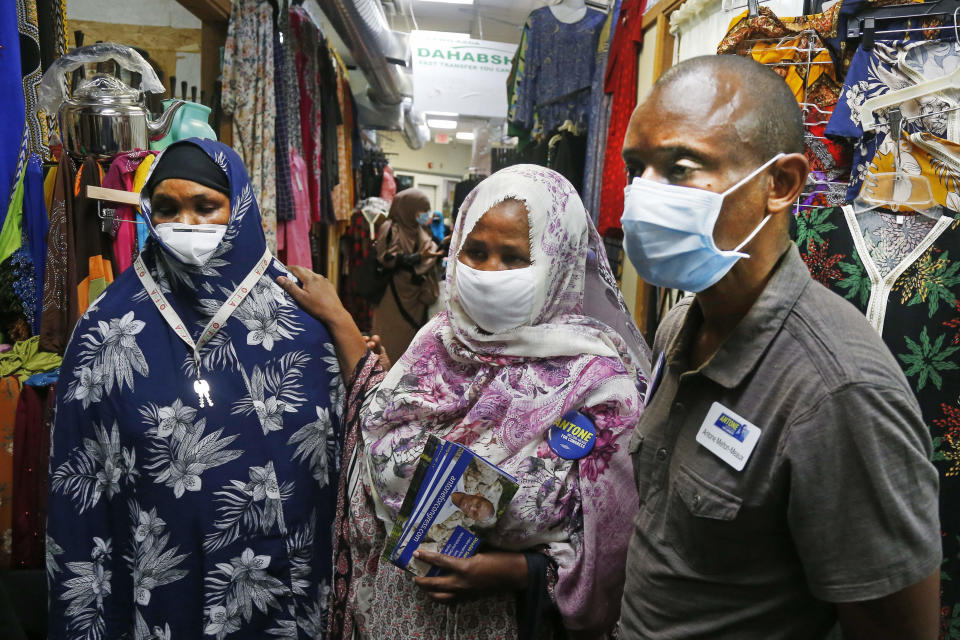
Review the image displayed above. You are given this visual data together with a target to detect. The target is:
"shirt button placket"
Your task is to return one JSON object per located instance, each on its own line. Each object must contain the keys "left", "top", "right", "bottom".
{"left": 656, "top": 447, "right": 668, "bottom": 461}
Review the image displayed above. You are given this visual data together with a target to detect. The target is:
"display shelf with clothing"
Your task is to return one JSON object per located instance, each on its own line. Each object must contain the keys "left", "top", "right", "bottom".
{"left": 222, "top": 0, "right": 359, "bottom": 252}
{"left": 748, "top": 0, "right": 960, "bottom": 631}
{"left": 506, "top": 1, "right": 611, "bottom": 201}
{"left": 718, "top": 6, "right": 853, "bottom": 211}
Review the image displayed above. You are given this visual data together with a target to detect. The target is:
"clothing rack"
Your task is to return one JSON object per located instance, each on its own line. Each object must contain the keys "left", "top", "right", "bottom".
{"left": 844, "top": 0, "right": 960, "bottom": 49}
{"left": 746, "top": 30, "right": 847, "bottom": 213}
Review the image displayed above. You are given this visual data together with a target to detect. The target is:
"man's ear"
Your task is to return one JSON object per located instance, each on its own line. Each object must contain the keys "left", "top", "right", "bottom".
{"left": 767, "top": 153, "right": 809, "bottom": 215}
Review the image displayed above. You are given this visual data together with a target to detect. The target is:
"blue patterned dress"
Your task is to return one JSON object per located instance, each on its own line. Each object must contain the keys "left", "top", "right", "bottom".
{"left": 508, "top": 6, "right": 607, "bottom": 138}
{"left": 46, "top": 139, "right": 343, "bottom": 640}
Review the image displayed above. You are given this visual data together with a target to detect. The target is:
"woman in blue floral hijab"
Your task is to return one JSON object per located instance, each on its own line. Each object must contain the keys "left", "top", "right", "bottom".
{"left": 47, "top": 139, "right": 343, "bottom": 640}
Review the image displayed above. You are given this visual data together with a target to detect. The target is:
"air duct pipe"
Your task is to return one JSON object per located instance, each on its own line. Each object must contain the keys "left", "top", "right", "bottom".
{"left": 402, "top": 98, "right": 428, "bottom": 149}
{"left": 316, "top": 0, "right": 411, "bottom": 106}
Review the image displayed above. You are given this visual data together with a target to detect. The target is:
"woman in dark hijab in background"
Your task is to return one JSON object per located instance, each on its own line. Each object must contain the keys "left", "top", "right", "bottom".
{"left": 372, "top": 188, "right": 443, "bottom": 363}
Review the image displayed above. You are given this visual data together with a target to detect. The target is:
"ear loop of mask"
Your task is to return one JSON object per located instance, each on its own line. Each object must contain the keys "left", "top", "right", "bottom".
{"left": 720, "top": 153, "right": 785, "bottom": 255}
{"left": 720, "top": 153, "right": 785, "bottom": 198}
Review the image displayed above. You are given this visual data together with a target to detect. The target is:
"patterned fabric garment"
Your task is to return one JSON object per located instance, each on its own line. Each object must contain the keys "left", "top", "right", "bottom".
{"left": 272, "top": 9, "right": 296, "bottom": 224}
{"left": 35, "top": 0, "right": 68, "bottom": 71}
{"left": 102, "top": 151, "right": 155, "bottom": 275}
{"left": 794, "top": 206, "right": 960, "bottom": 636}
{"left": 343, "top": 165, "right": 650, "bottom": 637}
{"left": 73, "top": 159, "right": 115, "bottom": 319}
{"left": 132, "top": 155, "right": 155, "bottom": 252}
{"left": 508, "top": 6, "right": 607, "bottom": 139}
{"left": 719, "top": 4, "right": 840, "bottom": 103}
{"left": 222, "top": 0, "right": 278, "bottom": 253}
{"left": 827, "top": 37, "right": 960, "bottom": 204}
{"left": 289, "top": 6, "right": 323, "bottom": 223}
{"left": 330, "top": 55, "right": 355, "bottom": 222}
{"left": 46, "top": 140, "right": 344, "bottom": 640}
{"left": 596, "top": 0, "right": 645, "bottom": 236}
{"left": 327, "top": 353, "right": 383, "bottom": 640}
{"left": 23, "top": 154, "right": 48, "bottom": 333}
{"left": 278, "top": 149, "right": 313, "bottom": 268}
{"left": 277, "top": 0, "right": 302, "bottom": 158}
{"left": 18, "top": 0, "right": 50, "bottom": 161}
{"left": 39, "top": 153, "right": 75, "bottom": 355}
{"left": 718, "top": 5, "right": 851, "bottom": 208}
{"left": 7, "top": 250, "right": 37, "bottom": 335}
{"left": 582, "top": 0, "right": 620, "bottom": 222}
{"left": 864, "top": 130, "right": 960, "bottom": 215}
{"left": 337, "top": 209, "right": 374, "bottom": 333}
{"left": 0, "top": 151, "right": 47, "bottom": 334}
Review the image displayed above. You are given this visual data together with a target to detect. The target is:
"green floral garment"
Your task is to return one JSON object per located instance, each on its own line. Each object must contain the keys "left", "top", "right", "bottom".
{"left": 795, "top": 205, "right": 960, "bottom": 636}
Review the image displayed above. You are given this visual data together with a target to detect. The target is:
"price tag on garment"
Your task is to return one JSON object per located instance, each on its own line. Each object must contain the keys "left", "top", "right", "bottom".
{"left": 645, "top": 352, "right": 666, "bottom": 407}
{"left": 695, "top": 402, "right": 762, "bottom": 472}
{"left": 547, "top": 411, "right": 597, "bottom": 460}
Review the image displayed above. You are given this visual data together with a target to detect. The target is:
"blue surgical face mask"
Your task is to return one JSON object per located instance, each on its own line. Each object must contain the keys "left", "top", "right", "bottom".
{"left": 620, "top": 153, "right": 783, "bottom": 293}
{"left": 417, "top": 212, "right": 432, "bottom": 226}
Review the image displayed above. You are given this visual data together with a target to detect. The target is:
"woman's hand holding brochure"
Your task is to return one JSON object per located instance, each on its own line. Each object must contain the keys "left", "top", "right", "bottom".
{"left": 413, "top": 549, "right": 529, "bottom": 602}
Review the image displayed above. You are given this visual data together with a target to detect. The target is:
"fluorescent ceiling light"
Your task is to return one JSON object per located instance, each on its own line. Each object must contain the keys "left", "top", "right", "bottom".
{"left": 455, "top": 131, "right": 474, "bottom": 141}
{"left": 426, "top": 111, "right": 458, "bottom": 117}
{"left": 427, "top": 119, "right": 458, "bottom": 129}
{"left": 419, "top": 0, "right": 474, "bottom": 5}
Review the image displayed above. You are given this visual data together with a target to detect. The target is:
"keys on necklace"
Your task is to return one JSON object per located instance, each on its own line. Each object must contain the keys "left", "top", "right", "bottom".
{"left": 194, "top": 378, "right": 214, "bottom": 408}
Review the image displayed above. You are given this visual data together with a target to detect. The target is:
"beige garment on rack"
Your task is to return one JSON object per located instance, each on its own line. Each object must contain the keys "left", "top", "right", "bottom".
{"left": 330, "top": 49, "right": 355, "bottom": 222}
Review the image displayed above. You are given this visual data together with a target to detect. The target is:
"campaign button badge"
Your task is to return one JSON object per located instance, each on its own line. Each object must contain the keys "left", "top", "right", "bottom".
{"left": 548, "top": 411, "right": 597, "bottom": 460}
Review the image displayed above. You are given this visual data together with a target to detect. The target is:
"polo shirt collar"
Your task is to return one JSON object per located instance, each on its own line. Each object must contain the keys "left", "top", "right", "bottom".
{"left": 665, "top": 245, "right": 812, "bottom": 388}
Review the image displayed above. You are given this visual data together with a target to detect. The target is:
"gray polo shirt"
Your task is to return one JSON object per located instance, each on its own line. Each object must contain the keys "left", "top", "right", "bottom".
{"left": 619, "top": 246, "right": 941, "bottom": 639}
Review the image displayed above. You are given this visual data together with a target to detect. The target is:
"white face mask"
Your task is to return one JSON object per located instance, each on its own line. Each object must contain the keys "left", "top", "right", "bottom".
{"left": 454, "top": 261, "right": 535, "bottom": 333}
{"left": 155, "top": 223, "right": 227, "bottom": 265}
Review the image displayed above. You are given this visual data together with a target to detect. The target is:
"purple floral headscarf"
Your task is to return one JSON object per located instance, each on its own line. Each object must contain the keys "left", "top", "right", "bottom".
{"left": 359, "top": 165, "right": 650, "bottom": 633}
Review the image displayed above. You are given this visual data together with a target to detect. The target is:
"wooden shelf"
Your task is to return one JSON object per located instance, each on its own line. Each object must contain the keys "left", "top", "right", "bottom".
{"left": 175, "top": 0, "right": 231, "bottom": 22}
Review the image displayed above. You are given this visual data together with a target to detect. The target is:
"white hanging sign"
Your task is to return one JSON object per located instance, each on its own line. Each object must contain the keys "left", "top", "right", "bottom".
{"left": 410, "top": 30, "right": 517, "bottom": 119}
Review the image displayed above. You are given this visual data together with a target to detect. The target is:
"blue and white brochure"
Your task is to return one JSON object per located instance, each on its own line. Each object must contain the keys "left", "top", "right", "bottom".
{"left": 384, "top": 435, "right": 519, "bottom": 577}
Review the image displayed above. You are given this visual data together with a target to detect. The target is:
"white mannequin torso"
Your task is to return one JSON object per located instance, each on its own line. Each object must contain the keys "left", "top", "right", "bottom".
{"left": 549, "top": 0, "right": 588, "bottom": 24}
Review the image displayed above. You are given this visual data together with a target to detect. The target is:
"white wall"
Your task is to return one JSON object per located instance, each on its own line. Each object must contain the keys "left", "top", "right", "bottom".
{"left": 67, "top": 0, "right": 201, "bottom": 29}
{"left": 174, "top": 52, "right": 202, "bottom": 102}
{"left": 380, "top": 131, "right": 473, "bottom": 178}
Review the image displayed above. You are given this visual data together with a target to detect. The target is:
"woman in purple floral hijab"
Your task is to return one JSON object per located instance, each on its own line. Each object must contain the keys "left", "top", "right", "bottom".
{"left": 280, "top": 165, "right": 650, "bottom": 639}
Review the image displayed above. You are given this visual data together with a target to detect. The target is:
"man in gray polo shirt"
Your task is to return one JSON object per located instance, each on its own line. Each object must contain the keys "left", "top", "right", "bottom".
{"left": 617, "top": 55, "right": 941, "bottom": 639}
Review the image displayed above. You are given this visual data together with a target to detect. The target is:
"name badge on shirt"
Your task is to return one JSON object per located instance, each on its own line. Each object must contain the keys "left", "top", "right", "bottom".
{"left": 644, "top": 352, "right": 666, "bottom": 407}
{"left": 695, "top": 402, "right": 762, "bottom": 471}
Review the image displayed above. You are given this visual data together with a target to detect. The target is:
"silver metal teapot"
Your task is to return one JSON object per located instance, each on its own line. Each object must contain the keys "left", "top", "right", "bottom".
{"left": 38, "top": 43, "right": 184, "bottom": 160}
{"left": 59, "top": 74, "right": 184, "bottom": 160}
